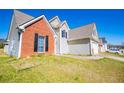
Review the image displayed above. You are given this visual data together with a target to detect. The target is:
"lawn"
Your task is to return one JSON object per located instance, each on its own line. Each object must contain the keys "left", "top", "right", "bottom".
{"left": 0, "top": 49, "right": 124, "bottom": 83}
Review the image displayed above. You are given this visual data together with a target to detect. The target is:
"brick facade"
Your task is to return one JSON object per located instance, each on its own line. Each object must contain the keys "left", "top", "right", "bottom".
{"left": 20, "top": 18, "right": 55, "bottom": 57}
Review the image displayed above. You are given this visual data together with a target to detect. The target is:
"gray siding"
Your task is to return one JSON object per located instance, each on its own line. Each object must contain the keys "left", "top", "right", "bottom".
{"left": 6, "top": 15, "right": 20, "bottom": 57}
{"left": 68, "top": 38, "right": 91, "bottom": 55}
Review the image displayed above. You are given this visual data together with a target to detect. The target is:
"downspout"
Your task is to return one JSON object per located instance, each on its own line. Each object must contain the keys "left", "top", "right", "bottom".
{"left": 59, "top": 28, "right": 61, "bottom": 54}
{"left": 54, "top": 35, "right": 57, "bottom": 55}
{"left": 17, "top": 30, "right": 23, "bottom": 59}
{"left": 89, "top": 39, "right": 92, "bottom": 56}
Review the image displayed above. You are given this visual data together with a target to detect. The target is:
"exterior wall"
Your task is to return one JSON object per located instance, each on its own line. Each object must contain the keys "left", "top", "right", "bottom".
{"left": 21, "top": 18, "right": 55, "bottom": 57}
{"left": 60, "top": 23, "right": 69, "bottom": 54}
{"left": 90, "top": 40, "right": 99, "bottom": 55}
{"left": 5, "top": 15, "right": 20, "bottom": 57}
{"left": 4, "top": 45, "right": 9, "bottom": 54}
{"left": 68, "top": 38, "right": 91, "bottom": 55}
{"left": 49, "top": 18, "right": 61, "bottom": 54}
{"left": 55, "top": 30, "right": 60, "bottom": 54}
{"left": 104, "top": 43, "right": 108, "bottom": 51}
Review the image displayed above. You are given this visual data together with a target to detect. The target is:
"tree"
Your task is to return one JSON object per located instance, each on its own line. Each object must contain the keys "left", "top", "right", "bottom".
{"left": 0, "top": 43, "right": 4, "bottom": 48}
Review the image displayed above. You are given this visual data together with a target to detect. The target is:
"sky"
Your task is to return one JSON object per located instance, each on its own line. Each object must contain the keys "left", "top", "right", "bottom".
{"left": 0, "top": 9, "right": 124, "bottom": 45}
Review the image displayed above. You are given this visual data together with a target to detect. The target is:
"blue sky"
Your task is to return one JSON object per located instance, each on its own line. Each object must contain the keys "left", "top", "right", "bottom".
{"left": 0, "top": 9, "right": 124, "bottom": 45}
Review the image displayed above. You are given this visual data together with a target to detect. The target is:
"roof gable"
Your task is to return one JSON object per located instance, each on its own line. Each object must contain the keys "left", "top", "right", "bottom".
{"left": 49, "top": 16, "right": 61, "bottom": 23}
{"left": 18, "top": 15, "right": 56, "bottom": 36}
{"left": 49, "top": 16, "right": 61, "bottom": 29}
{"left": 61, "top": 21, "right": 70, "bottom": 30}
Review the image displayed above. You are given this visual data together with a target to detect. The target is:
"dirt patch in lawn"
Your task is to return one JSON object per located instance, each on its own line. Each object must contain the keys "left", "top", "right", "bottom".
{"left": 9, "top": 56, "right": 47, "bottom": 71}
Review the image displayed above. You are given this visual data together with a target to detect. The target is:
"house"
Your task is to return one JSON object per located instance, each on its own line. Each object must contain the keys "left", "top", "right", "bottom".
{"left": 120, "top": 49, "right": 124, "bottom": 54}
{"left": 4, "top": 10, "right": 100, "bottom": 58}
{"left": 99, "top": 37, "right": 107, "bottom": 52}
{"left": 107, "top": 44, "right": 124, "bottom": 54}
{"left": 68, "top": 23, "right": 99, "bottom": 55}
{"left": 49, "top": 17, "right": 99, "bottom": 55}
{"left": 4, "top": 10, "right": 56, "bottom": 58}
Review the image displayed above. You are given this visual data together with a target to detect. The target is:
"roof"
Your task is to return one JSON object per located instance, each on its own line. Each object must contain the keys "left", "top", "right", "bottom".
{"left": 61, "top": 20, "right": 70, "bottom": 30}
{"left": 99, "top": 37, "right": 107, "bottom": 43}
{"left": 68, "top": 23, "right": 99, "bottom": 41}
{"left": 49, "top": 16, "right": 61, "bottom": 29}
{"left": 14, "top": 10, "right": 34, "bottom": 26}
{"left": 8, "top": 10, "right": 56, "bottom": 37}
{"left": 49, "top": 16, "right": 61, "bottom": 23}
{"left": 19, "top": 15, "right": 44, "bottom": 30}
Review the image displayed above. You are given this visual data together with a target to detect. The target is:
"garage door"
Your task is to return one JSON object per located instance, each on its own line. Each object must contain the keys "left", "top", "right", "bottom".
{"left": 91, "top": 41, "right": 99, "bottom": 55}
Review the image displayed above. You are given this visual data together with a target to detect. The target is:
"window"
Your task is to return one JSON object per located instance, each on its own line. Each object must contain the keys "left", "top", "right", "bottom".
{"left": 34, "top": 33, "right": 38, "bottom": 52}
{"left": 45, "top": 36, "right": 49, "bottom": 51}
{"left": 38, "top": 36, "right": 44, "bottom": 52}
{"left": 62, "top": 30, "right": 66, "bottom": 38}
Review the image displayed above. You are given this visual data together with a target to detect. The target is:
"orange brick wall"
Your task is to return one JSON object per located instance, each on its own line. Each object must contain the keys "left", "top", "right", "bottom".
{"left": 20, "top": 18, "right": 55, "bottom": 57}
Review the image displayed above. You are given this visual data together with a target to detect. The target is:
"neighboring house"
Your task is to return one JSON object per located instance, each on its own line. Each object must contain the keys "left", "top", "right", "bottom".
{"left": 68, "top": 23, "right": 99, "bottom": 55}
{"left": 107, "top": 44, "right": 124, "bottom": 54}
{"left": 120, "top": 49, "right": 124, "bottom": 54}
{"left": 108, "top": 44, "right": 124, "bottom": 49}
{"left": 99, "top": 37, "right": 107, "bottom": 52}
{"left": 4, "top": 10, "right": 100, "bottom": 58}
{"left": 4, "top": 10, "right": 56, "bottom": 58}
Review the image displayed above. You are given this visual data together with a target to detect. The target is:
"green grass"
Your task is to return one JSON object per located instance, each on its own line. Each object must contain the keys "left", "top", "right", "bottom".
{"left": 0, "top": 50, "right": 124, "bottom": 83}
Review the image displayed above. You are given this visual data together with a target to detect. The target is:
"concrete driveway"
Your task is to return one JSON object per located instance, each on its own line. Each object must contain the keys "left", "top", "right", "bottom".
{"left": 61, "top": 54, "right": 124, "bottom": 62}
{"left": 99, "top": 54, "right": 124, "bottom": 62}
{"left": 61, "top": 55, "right": 104, "bottom": 60}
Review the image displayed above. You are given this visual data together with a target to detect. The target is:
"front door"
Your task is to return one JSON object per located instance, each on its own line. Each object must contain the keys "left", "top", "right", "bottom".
{"left": 38, "top": 36, "right": 44, "bottom": 52}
